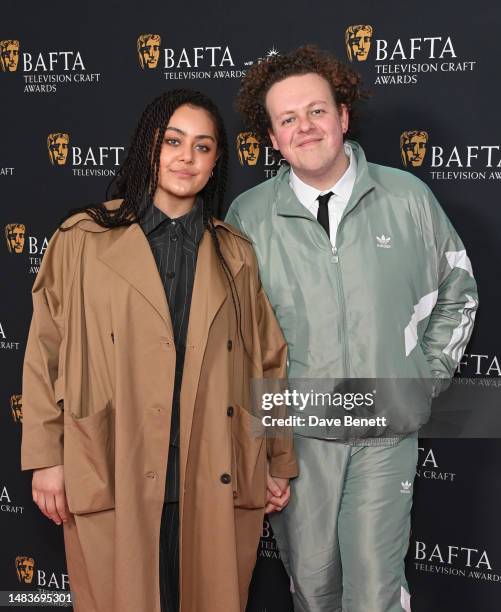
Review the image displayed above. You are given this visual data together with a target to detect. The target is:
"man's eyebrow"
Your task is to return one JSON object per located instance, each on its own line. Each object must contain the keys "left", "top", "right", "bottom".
{"left": 165, "top": 126, "right": 216, "bottom": 142}
{"left": 276, "top": 100, "right": 328, "bottom": 119}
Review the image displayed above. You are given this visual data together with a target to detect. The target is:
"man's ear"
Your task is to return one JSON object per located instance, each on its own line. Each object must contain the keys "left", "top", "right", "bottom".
{"left": 339, "top": 104, "right": 350, "bottom": 135}
{"left": 268, "top": 128, "right": 280, "bottom": 151}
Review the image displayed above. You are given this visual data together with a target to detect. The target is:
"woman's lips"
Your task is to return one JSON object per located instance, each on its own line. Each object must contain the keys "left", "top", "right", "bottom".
{"left": 172, "top": 170, "right": 196, "bottom": 178}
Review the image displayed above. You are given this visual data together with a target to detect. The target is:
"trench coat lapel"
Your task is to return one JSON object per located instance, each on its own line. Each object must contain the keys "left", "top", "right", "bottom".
{"left": 98, "top": 224, "right": 173, "bottom": 336}
{"left": 179, "top": 229, "right": 243, "bottom": 518}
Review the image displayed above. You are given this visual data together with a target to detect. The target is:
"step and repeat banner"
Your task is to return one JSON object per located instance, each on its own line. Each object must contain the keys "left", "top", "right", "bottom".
{"left": 2, "top": 1, "right": 500, "bottom": 610}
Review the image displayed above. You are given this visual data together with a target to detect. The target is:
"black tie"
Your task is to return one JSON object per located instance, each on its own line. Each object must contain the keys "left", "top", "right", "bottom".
{"left": 317, "top": 192, "right": 333, "bottom": 237}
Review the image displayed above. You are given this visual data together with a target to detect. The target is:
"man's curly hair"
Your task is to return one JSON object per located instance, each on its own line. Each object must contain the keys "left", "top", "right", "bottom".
{"left": 236, "top": 45, "right": 367, "bottom": 147}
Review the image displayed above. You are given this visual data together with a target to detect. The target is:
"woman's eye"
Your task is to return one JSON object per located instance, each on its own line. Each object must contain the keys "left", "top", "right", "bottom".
{"left": 196, "top": 145, "right": 210, "bottom": 152}
{"left": 282, "top": 117, "right": 294, "bottom": 126}
{"left": 164, "top": 138, "right": 179, "bottom": 146}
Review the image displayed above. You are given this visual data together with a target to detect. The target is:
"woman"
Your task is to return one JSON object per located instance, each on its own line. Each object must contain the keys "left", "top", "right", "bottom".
{"left": 21, "top": 89, "right": 297, "bottom": 612}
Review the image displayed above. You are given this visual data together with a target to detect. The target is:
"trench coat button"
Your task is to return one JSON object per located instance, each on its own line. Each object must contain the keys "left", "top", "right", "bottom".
{"left": 160, "top": 337, "right": 171, "bottom": 349}
{"left": 170, "top": 235, "right": 178, "bottom": 242}
{"left": 145, "top": 471, "right": 157, "bottom": 479}
{"left": 220, "top": 473, "right": 231, "bottom": 484}
{"left": 227, "top": 406, "right": 234, "bottom": 417}
{"left": 227, "top": 340, "right": 233, "bottom": 351}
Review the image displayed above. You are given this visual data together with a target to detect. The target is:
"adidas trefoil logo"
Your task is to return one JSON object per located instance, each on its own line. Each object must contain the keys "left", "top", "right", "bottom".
{"left": 376, "top": 234, "right": 392, "bottom": 248}
{"left": 400, "top": 480, "right": 412, "bottom": 494}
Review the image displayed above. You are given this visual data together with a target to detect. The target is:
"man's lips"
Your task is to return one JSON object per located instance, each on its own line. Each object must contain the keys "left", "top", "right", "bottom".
{"left": 296, "top": 138, "right": 322, "bottom": 148}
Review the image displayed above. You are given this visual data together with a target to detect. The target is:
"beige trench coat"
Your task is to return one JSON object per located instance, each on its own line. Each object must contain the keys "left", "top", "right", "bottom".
{"left": 21, "top": 202, "right": 297, "bottom": 612}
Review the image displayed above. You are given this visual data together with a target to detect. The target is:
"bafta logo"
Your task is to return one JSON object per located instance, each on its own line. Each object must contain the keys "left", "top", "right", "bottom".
{"left": 15, "top": 556, "right": 35, "bottom": 584}
{"left": 137, "top": 34, "right": 161, "bottom": 69}
{"left": 5, "top": 223, "right": 25, "bottom": 253}
{"left": 236, "top": 132, "right": 260, "bottom": 166}
{"left": 0, "top": 39, "right": 20, "bottom": 72}
{"left": 345, "top": 25, "right": 373, "bottom": 62}
{"left": 11, "top": 394, "right": 22, "bottom": 423}
{"left": 400, "top": 130, "right": 429, "bottom": 167}
{"left": 47, "top": 133, "right": 70, "bottom": 165}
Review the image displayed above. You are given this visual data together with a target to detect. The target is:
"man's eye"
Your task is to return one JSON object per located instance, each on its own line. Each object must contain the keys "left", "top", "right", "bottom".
{"left": 311, "top": 109, "right": 325, "bottom": 116}
{"left": 282, "top": 117, "right": 294, "bottom": 126}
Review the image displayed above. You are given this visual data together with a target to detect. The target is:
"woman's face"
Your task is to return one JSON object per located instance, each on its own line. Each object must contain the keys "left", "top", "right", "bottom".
{"left": 155, "top": 104, "right": 218, "bottom": 202}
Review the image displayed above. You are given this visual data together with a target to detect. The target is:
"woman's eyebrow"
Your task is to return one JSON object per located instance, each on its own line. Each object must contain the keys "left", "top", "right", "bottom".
{"left": 165, "top": 126, "right": 216, "bottom": 142}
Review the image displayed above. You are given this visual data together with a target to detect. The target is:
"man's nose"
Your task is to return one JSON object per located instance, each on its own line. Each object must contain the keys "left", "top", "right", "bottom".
{"left": 297, "top": 115, "right": 314, "bottom": 132}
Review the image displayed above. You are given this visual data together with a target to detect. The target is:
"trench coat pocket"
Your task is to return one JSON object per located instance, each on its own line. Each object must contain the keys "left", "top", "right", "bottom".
{"left": 231, "top": 405, "right": 266, "bottom": 509}
{"left": 64, "top": 403, "right": 115, "bottom": 515}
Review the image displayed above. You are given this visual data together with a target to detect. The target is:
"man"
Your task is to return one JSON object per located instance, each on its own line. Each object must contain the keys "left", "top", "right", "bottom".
{"left": 226, "top": 46, "right": 478, "bottom": 612}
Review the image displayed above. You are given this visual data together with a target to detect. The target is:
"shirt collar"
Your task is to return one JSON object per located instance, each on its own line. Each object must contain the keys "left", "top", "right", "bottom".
{"left": 289, "top": 142, "right": 357, "bottom": 212}
{"left": 140, "top": 195, "right": 205, "bottom": 244}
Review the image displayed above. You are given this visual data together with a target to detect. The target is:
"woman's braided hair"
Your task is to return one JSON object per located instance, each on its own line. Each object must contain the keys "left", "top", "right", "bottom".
{"left": 61, "top": 89, "right": 248, "bottom": 355}
{"left": 62, "top": 89, "right": 228, "bottom": 226}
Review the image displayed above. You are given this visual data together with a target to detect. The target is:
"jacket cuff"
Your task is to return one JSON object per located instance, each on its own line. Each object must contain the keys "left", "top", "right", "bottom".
{"left": 21, "top": 447, "right": 64, "bottom": 471}
{"left": 431, "top": 372, "right": 452, "bottom": 398}
{"left": 269, "top": 457, "right": 298, "bottom": 480}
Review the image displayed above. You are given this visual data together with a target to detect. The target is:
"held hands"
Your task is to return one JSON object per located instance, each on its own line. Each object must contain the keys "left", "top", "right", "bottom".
{"left": 32, "top": 465, "right": 71, "bottom": 526}
{"left": 265, "top": 464, "right": 290, "bottom": 514}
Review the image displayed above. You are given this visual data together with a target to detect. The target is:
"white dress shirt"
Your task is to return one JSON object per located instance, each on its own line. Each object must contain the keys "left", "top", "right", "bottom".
{"left": 289, "top": 142, "right": 357, "bottom": 247}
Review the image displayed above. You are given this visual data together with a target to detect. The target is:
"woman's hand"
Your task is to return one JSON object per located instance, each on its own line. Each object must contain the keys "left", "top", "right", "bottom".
{"left": 32, "top": 465, "right": 70, "bottom": 525}
{"left": 265, "top": 465, "right": 291, "bottom": 514}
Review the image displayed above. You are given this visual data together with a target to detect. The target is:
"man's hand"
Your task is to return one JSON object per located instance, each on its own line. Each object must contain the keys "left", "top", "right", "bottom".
{"left": 32, "top": 465, "right": 70, "bottom": 525}
{"left": 265, "top": 465, "right": 290, "bottom": 514}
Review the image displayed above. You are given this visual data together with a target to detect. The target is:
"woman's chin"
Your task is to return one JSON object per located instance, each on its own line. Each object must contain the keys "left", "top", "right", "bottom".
{"left": 161, "top": 182, "right": 198, "bottom": 199}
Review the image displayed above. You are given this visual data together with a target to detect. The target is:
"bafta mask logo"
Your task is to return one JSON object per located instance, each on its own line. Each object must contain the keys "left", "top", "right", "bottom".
{"left": 400, "top": 130, "right": 429, "bottom": 167}
{"left": 5, "top": 223, "right": 25, "bottom": 253}
{"left": 47, "top": 133, "right": 70, "bottom": 165}
{"left": 15, "top": 556, "right": 35, "bottom": 584}
{"left": 137, "top": 34, "right": 161, "bottom": 69}
{"left": 11, "top": 394, "right": 22, "bottom": 423}
{"left": 0, "top": 39, "right": 20, "bottom": 72}
{"left": 345, "top": 25, "right": 373, "bottom": 62}
{"left": 236, "top": 132, "right": 260, "bottom": 166}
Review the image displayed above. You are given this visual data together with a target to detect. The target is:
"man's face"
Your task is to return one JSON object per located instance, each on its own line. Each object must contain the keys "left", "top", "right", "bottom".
{"left": 238, "top": 134, "right": 260, "bottom": 166}
{"left": 49, "top": 136, "right": 69, "bottom": 165}
{"left": 266, "top": 73, "right": 349, "bottom": 184}
{"left": 348, "top": 27, "right": 372, "bottom": 61}
{"left": 16, "top": 557, "right": 34, "bottom": 584}
{"left": 402, "top": 133, "right": 428, "bottom": 167}
{"left": 6, "top": 224, "right": 25, "bottom": 253}
{"left": 140, "top": 37, "right": 160, "bottom": 69}
{"left": 1, "top": 41, "right": 19, "bottom": 72}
